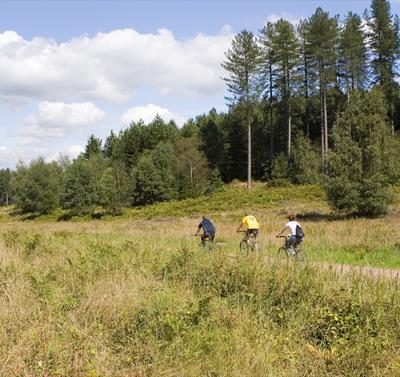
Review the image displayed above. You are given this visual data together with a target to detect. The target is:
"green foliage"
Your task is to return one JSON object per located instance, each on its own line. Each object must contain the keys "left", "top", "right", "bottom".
{"left": 98, "top": 167, "right": 120, "bottom": 212}
{"left": 0, "top": 168, "right": 12, "bottom": 205}
{"left": 221, "top": 30, "right": 262, "bottom": 104}
{"left": 83, "top": 134, "right": 102, "bottom": 159}
{"left": 207, "top": 168, "right": 224, "bottom": 194}
{"left": 270, "top": 153, "right": 289, "bottom": 186}
{"left": 325, "top": 89, "right": 394, "bottom": 216}
{"left": 11, "top": 158, "right": 63, "bottom": 215}
{"left": 290, "top": 134, "right": 321, "bottom": 184}
{"left": 62, "top": 157, "right": 98, "bottom": 212}
{"left": 131, "top": 142, "right": 177, "bottom": 205}
{"left": 173, "top": 138, "right": 210, "bottom": 199}
{"left": 367, "top": 0, "right": 399, "bottom": 88}
{"left": 339, "top": 12, "right": 368, "bottom": 91}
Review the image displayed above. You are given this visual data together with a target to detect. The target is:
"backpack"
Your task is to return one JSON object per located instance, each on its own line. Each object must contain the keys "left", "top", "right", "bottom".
{"left": 295, "top": 224, "right": 304, "bottom": 239}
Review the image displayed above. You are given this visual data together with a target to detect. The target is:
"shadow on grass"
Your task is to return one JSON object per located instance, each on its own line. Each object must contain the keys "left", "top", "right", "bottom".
{"left": 297, "top": 212, "right": 351, "bottom": 222}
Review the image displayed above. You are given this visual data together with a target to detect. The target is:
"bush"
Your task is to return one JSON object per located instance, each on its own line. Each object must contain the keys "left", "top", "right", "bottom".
{"left": 11, "top": 158, "right": 63, "bottom": 215}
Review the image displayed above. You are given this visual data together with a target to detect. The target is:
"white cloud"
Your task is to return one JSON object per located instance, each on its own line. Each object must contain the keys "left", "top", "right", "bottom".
{"left": 265, "top": 13, "right": 303, "bottom": 26}
{"left": 46, "top": 144, "right": 84, "bottom": 163}
{"left": 22, "top": 101, "right": 104, "bottom": 139}
{"left": 0, "top": 27, "right": 233, "bottom": 105}
{"left": 121, "top": 103, "right": 186, "bottom": 127}
{"left": 67, "top": 144, "right": 85, "bottom": 157}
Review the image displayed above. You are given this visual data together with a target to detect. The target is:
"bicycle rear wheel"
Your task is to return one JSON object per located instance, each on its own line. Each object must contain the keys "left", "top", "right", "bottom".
{"left": 294, "top": 249, "right": 305, "bottom": 262}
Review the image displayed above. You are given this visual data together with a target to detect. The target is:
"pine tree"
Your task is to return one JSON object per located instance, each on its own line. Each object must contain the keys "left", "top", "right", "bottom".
{"left": 271, "top": 19, "right": 299, "bottom": 159}
{"left": 83, "top": 134, "right": 103, "bottom": 159}
{"left": 325, "top": 89, "right": 394, "bottom": 217}
{"left": 339, "top": 12, "right": 368, "bottom": 98}
{"left": 222, "top": 30, "right": 262, "bottom": 189}
{"left": 259, "top": 22, "right": 277, "bottom": 159}
{"left": 307, "top": 8, "right": 339, "bottom": 159}
{"left": 367, "top": 0, "right": 400, "bottom": 132}
{"left": 297, "top": 20, "right": 312, "bottom": 137}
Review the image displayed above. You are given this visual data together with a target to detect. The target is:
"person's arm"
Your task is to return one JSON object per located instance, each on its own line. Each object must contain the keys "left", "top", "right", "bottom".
{"left": 276, "top": 226, "right": 288, "bottom": 237}
{"left": 194, "top": 224, "right": 202, "bottom": 236}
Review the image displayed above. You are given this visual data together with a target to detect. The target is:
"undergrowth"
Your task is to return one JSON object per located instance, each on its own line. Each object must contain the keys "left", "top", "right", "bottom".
{"left": 0, "top": 228, "right": 399, "bottom": 376}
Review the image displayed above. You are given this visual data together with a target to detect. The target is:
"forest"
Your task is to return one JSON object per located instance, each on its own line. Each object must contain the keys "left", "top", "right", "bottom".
{"left": 1, "top": 0, "right": 399, "bottom": 217}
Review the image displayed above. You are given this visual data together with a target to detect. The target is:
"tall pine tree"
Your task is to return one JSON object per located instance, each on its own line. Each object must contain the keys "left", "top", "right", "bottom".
{"left": 367, "top": 0, "right": 400, "bottom": 133}
{"left": 222, "top": 30, "right": 262, "bottom": 189}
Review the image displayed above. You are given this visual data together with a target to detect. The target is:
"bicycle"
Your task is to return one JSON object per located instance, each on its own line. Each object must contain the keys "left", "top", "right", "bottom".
{"left": 194, "top": 233, "right": 214, "bottom": 251}
{"left": 238, "top": 230, "right": 260, "bottom": 255}
{"left": 276, "top": 236, "right": 305, "bottom": 262}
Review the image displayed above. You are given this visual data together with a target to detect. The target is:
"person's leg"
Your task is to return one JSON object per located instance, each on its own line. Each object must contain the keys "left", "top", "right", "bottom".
{"left": 294, "top": 238, "right": 302, "bottom": 253}
{"left": 201, "top": 234, "right": 207, "bottom": 247}
{"left": 288, "top": 235, "right": 297, "bottom": 255}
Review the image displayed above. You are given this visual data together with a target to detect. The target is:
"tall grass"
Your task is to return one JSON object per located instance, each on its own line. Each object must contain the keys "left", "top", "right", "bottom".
{"left": 1, "top": 223, "right": 400, "bottom": 376}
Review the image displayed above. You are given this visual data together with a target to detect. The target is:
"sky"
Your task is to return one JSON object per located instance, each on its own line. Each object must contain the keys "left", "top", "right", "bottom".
{"left": 0, "top": 0, "right": 399, "bottom": 169}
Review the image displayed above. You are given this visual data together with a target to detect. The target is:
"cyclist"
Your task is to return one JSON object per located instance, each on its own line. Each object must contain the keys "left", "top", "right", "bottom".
{"left": 237, "top": 213, "right": 260, "bottom": 242}
{"left": 275, "top": 213, "right": 304, "bottom": 254}
{"left": 195, "top": 215, "right": 216, "bottom": 247}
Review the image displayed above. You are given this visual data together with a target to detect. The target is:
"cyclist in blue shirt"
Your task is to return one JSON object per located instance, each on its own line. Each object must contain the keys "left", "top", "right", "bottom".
{"left": 195, "top": 215, "right": 216, "bottom": 247}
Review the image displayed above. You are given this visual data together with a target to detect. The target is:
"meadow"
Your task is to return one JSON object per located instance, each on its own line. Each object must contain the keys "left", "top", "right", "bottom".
{"left": 1, "top": 184, "right": 400, "bottom": 376}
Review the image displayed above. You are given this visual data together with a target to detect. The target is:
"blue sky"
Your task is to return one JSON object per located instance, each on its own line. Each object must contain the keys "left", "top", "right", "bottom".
{"left": 0, "top": 0, "right": 398, "bottom": 168}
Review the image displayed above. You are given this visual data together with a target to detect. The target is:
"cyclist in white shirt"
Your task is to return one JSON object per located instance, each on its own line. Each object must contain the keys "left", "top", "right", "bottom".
{"left": 276, "top": 213, "right": 304, "bottom": 254}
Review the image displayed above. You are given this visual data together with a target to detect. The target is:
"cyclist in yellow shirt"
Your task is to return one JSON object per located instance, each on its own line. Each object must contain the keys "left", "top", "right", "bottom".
{"left": 237, "top": 213, "right": 260, "bottom": 243}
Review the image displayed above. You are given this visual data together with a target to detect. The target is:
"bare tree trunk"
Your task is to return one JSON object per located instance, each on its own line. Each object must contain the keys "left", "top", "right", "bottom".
{"left": 391, "top": 99, "right": 395, "bottom": 135}
{"left": 288, "top": 103, "right": 292, "bottom": 158}
{"left": 247, "top": 107, "right": 252, "bottom": 190}
{"left": 304, "top": 54, "right": 309, "bottom": 137}
{"left": 269, "top": 61, "right": 274, "bottom": 159}
{"left": 319, "top": 61, "right": 325, "bottom": 160}
{"left": 287, "top": 68, "right": 292, "bottom": 160}
{"left": 324, "top": 89, "right": 328, "bottom": 154}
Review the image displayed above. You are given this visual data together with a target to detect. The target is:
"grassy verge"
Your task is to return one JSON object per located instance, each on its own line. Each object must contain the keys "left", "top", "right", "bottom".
{"left": 2, "top": 183, "right": 400, "bottom": 268}
{"left": 0, "top": 227, "right": 399, "bottom": 376}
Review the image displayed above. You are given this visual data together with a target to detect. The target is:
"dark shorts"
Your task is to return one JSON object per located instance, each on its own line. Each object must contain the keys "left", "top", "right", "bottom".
{"left": 202, "top": 232, "right": 215, "bottom": 241}
{"left": 246, "top": 229, "right": 258, "bottom": 238}
{"left": 289, "top": 235, "right": 302, "bottom": 247}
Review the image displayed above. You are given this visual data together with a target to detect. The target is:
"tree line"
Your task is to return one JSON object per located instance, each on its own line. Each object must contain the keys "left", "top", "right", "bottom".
{"left": 2, "top": 0, "right": 400, "bottom": 217}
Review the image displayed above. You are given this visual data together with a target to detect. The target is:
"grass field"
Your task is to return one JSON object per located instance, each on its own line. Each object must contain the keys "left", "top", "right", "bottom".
{"left": 1, "top": 184, "right": 400, "bottom": 375}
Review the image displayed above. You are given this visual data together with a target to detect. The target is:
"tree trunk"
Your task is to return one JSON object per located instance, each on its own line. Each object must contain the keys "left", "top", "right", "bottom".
{"left": 247, "top": 105, "right": 252, "bottom": 190}
{"left": 324, "top": 89, "right": 328, "bottom": 154}
{"left": 391, "top": 99, "right": 395, "bottom": 135}
{"left": 319, "top": 61, "right": 325, "bottom": 159}
{"left": 287, "top": 68, "right": 292, "bottom": 160}
{"left": 269, "top": 60, "right": 274, "bottom": 159}
{"left": 304, "top": 54, "right": 309, "bottom": 137}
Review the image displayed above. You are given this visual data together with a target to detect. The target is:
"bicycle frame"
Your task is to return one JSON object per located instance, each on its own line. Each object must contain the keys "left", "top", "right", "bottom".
{"left": 277, "top": 235, "right": 304, "bottom": 261}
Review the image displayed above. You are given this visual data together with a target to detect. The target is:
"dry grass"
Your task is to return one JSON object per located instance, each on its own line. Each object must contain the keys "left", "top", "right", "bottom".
{"left": 1, "top": 184, "right": 400, "bottom": 375}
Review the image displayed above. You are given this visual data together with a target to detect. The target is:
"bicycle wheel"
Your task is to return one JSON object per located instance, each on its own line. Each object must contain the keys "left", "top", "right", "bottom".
{"left": 248, "top": 237, "right": 260, "bottom": 253}
{"left": 253, "top": 240, "right": 260, "bottom": 253}
{"left": 294, "top": 249, "right": 305, "bottom": 262}
{"left": 276, "top": 246, "right": 289, "bottom": 261}
{"left": 240, "top": 240, "right": 249, "bottom": 256}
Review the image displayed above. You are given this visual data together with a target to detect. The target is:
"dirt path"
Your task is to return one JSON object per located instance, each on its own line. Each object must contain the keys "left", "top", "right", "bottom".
{"left": 317, "top": 261, "right": 400, "bottom": 280}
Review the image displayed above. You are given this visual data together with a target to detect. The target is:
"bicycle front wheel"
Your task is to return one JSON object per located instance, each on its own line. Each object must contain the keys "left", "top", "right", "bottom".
{"left": 240, "top": 241, "right": 249, "bottom": 256}
{"left": 276, "top": 247, "right": 288, "bottom": 261}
